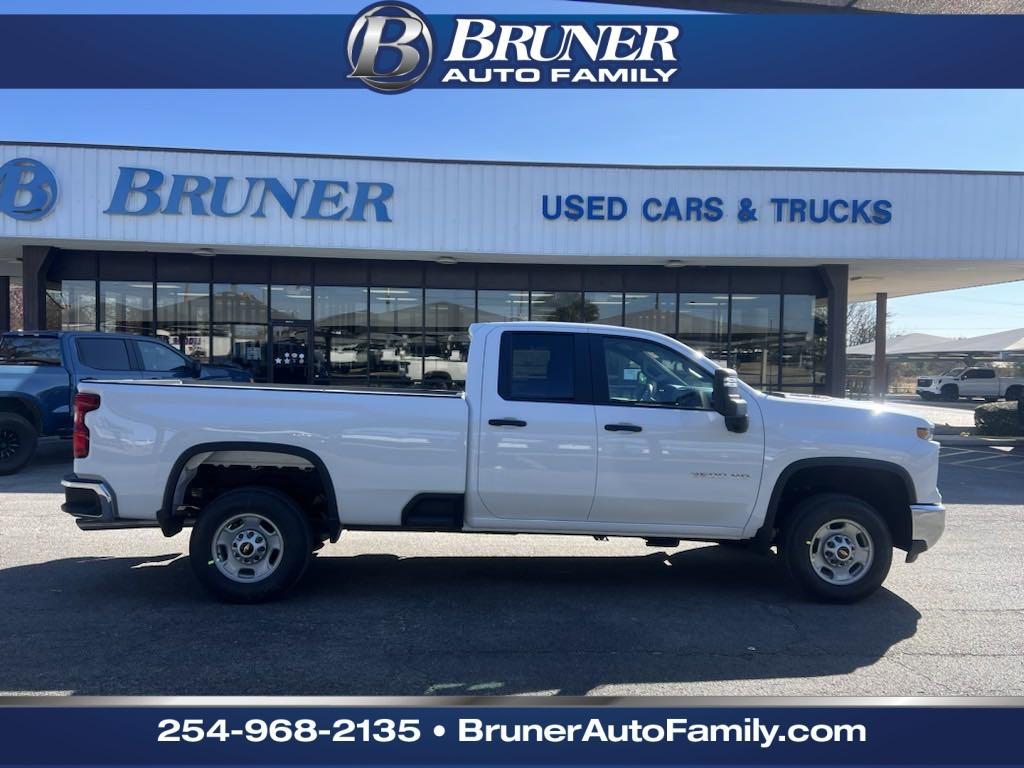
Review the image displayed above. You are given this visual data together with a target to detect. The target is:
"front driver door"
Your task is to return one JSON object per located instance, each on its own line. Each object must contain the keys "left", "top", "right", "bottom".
{"left": 589, "top": 333, "right": 764, "bottom": 533}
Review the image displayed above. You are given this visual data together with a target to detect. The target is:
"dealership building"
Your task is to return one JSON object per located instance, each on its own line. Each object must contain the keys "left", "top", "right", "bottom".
{"left": 1, "top": 141, "right": 1022, "bottom": 394}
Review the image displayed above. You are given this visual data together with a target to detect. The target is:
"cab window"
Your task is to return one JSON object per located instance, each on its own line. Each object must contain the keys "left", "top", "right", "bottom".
{"left": 498, "top": 332, "right": 576, "bottom": 402}
{"left": 137, "top": 340, "right": 191, "bottom": 373}
{"left": 597, "top": 335, "right": 714, "bottom": 410}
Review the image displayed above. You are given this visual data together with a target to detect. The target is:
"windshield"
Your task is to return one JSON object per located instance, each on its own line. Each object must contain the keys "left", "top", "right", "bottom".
{"left": 941, "top": 367, "right": 965, "bottom": 377}
{"left": 0, "top": 336, "right": 63, "bottom": 366}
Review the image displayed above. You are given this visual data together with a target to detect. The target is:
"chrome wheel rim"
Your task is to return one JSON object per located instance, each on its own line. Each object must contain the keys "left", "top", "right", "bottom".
{"left": 808, "top": 518, "right": 874, "bottom": 585}
{"left": 212, "top": 513, "right": 284, "bottom": 583}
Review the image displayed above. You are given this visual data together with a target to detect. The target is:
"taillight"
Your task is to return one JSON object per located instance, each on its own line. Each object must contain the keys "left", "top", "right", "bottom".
{"left": 73, "top": 393, "right": 101, "bottom": 459}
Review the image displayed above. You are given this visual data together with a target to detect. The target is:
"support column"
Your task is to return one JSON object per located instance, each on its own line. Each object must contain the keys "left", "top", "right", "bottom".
{"left": 819, "top": 264, "right": 848, "bottom": 398}
{"left": 0, "top": 276, "right": 9, "bottom": 333}
{"left": 21, "top": 245, "right": 54, "bottom": 331}
{"left": 873, "top": 292, "right": 888, "bottom": 401}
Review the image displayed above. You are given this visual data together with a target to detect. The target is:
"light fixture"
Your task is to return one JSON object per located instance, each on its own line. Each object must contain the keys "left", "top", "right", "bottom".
{"left": 435, "top": 255, "right": 457, "bottom": 265}
{"left": 192, "top": 247, "right": 215, "bottom": 257}
{"left": 664, "top": 259, "right": 685, "bottom": 268}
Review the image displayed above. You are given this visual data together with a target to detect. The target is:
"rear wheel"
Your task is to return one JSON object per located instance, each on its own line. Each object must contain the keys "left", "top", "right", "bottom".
{"left": 780, "top": 493, "right": 893, "bottom": 603}
{"left": 189, "top": 486, "right": 312, "bottom": 603}
{"left": 940, "top": 384, "right": 959, "bottom": 402}
{"left": 0, "top": 414, "right": 38, "bottom": 475}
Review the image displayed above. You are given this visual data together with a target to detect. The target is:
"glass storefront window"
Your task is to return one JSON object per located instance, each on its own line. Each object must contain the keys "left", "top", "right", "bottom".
{"left": 213, "top": 283, "right": 269, "bottom": 324}
{"left": 781, "top": 294, "right": 823, "bottom": 392}
{"left": 624, "top": 292, "right": 676, "bottom": 334}
{"left": 47, "top": 280, "right": 97, "bottom": 331}
{"left": 423, "top": 289, "right": 474, "bottom": 389}
{"left": 730, "top": 294, "right": 781, "bottom": 390}
{"left": 530, "top": 291, "right": 588, "bottom": 322}
{"left": 100, "top": 281, "right": 153, "bottom": 335}
{"left": 678, "top": 293, "right": 729, "bottom": 363}
{"left": 157, "top": 283, "right": 210, "bottom": 323}
{"left": 584, "top": 292, "right": 624, "bottom": 325}
{"left": 369, "top": 287, "right": 423, "bottom": 386}
{"left": 314, "top": 286, "right": 368, "bottom": 386}
{"left": 157, "top": 282, "right": 211, "bottom": 360}
{"left": 270, "top": 285, "right": 312, "bottom": 321}
{"left": 211, "top": 323, "right": 268, "bottom": 382}
{"left": 477, "top": 290, "right": 529, "bottom": 323}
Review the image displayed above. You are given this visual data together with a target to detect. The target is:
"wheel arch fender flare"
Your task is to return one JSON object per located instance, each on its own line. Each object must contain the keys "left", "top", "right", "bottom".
{"left": 158, "top": 441, "right": 341, "bottom": 542}
{"left": 754, "top": 457, "right": 916, "bottom": 546}
{"left": 0, "top": 393, "right": 44, "bottom": 432}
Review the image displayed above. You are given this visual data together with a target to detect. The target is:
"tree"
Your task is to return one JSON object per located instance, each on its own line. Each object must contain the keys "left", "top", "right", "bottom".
{"left": 847, "top": 301, "right": 900, "bottom": 346}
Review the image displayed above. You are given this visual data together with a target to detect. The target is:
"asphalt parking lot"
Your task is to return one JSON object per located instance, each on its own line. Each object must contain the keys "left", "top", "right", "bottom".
{"left": 0, "top": 439, "right": 1021, "bottom": 696}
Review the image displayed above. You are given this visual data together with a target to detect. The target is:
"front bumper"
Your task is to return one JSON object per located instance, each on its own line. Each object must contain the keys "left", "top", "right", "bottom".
{"left": 905, "top": 502, "right": 946, "bottom": 562}
{"left": 61, "top": 475, "right": 159, "bottom": 531}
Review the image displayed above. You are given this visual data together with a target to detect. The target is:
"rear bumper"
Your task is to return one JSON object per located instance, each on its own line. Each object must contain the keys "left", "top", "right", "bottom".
{"left": 61, "top": 475, "right": 159, "bottom": 531}
{"left": 906, "top": 502, "right": 946, "bottom": 563}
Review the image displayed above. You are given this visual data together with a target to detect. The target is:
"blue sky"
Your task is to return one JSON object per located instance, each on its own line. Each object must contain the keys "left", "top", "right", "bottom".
{"left": 2, "top": 0, "right": 1022, "bottom": 336}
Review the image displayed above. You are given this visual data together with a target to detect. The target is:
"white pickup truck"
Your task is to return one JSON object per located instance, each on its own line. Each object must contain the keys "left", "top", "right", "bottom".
{"left": 916, "top": 367, "right": 1024, "bottom": 402}
{"left": 62, "top": 322, "right": 945, "bottom": 604}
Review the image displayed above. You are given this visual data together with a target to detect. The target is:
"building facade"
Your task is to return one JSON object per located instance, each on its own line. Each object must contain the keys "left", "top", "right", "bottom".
{"left": 3, "top": 142, "right": 1023, "bottom": 395}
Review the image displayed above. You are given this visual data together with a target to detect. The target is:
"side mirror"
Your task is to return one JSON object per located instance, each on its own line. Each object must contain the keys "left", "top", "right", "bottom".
{"left": 712, "top": 368, "right": 749, "bottom": 434}
{"left": 190, "top": 360, "right": 202, "bottom": 378}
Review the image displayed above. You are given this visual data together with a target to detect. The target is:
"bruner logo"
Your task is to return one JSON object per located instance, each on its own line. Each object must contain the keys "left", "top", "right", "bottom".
{"left": 0, "top": 158, "right": 58, "bottom": 221}
{"left": 347, "top": 2, "right": 433, "bottom": 93}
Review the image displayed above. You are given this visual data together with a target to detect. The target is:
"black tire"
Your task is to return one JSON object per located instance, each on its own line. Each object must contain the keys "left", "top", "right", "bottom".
{"left": 0, "top": 414, "right": 39, "bottom": 475}
{"left": 1006, "top": 386, "right": 1022, "bottom": 402}
{"left": 940, "top": 384, "right": 959, "bottom": 402}
{"left": 780, "top": 493, "right": 893, "bottom": 603}
{"left": 189, "top": 486, "right": 312, "bottom": 603}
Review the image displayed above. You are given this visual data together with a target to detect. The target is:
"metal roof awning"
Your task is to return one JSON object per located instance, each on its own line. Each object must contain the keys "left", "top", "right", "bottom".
{"left": 848, "top": 328, "right": 1024, "bottom": 357}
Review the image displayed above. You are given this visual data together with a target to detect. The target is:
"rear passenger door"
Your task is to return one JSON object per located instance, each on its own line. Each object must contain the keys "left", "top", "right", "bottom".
{"left": 961, "top": 368, "right": 997, "bottom": 397}
{"left": 475, "top": 330, "right": 598, "bottom": 522}
{"left": 74, "top": 337, "right": 140, "bottom": 380}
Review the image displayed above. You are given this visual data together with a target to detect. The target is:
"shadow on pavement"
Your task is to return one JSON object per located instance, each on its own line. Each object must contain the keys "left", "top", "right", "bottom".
{"left": 0, "top": 545, "right": 920, "bottom": 696}
{"left": 0, "top": 440, "right": 71, "bottom": 495}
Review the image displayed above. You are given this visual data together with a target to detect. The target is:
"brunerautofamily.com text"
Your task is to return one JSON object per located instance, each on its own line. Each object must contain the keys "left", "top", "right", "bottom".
{"left": 156, "top": 717, "right": 867, "bottom": 749}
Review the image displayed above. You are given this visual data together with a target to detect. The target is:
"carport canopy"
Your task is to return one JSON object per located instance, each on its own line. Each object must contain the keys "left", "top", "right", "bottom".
{"left": 848, "top": 327, "right": 1024, "bottom": 359}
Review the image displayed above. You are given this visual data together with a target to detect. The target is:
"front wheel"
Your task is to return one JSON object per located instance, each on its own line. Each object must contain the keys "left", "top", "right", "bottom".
{"left": 940, "top": 384, "right": 959, "bottom": 402}
{"left": 189, "top": 486, "right": 312, "bottom": 603}
{"left": 780, "top": 494, "right": 893, "bottom": 603}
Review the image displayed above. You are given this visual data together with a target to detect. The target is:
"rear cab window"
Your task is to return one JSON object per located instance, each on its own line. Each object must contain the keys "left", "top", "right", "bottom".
{"left": 0, "top": 336, "right": 63, "bottom": 366}
{"left": 498, "top": 331, "right": 584, "bottom": 402}
{"left": 76, "top": 338, "right": 133, "bottom": 371}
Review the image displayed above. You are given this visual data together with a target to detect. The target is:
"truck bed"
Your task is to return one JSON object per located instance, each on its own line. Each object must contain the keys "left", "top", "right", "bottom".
{"left": 74, "top": 378, "right": 469, "bottom": 527}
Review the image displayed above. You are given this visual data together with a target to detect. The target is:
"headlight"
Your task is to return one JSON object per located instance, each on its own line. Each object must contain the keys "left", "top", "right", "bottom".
{"left": 916, "top": 425, "right": 934, "bottom": 441}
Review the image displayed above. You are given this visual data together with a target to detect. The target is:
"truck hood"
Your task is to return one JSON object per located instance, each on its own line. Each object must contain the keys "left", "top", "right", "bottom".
{"left": 755, "top": 391, "right": 933, "bottom": 433}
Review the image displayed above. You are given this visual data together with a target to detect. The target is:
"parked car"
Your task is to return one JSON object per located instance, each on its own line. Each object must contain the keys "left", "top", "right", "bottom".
{"left": 62, "top": 322, "right": 945, "bottom": 604}
{"left": 916, "top": 367, "right": 1024, "bottom": 402}
{"left": 0, "top": 331, "right": 252, "bottom": 474}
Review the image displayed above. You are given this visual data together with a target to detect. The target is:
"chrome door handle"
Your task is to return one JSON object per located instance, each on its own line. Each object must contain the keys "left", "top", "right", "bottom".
{"left": 604, "top": 423, "right": 642, "bottom": 432}
{"left": 489, "top": 418, "right": 527, "bottom": 427}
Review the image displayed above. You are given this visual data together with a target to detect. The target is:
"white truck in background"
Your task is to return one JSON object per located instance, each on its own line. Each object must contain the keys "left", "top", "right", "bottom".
{"left": 62, "top": 322, "right": 945, "bottom": 604}
{"left": 916, "top": 367, "right": 1024, "bottom": 402}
